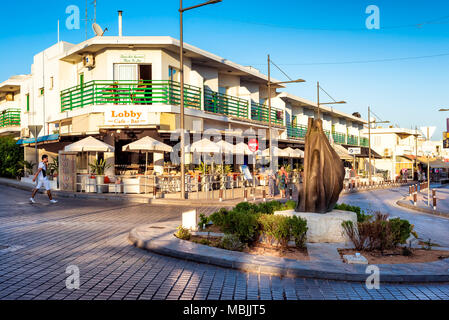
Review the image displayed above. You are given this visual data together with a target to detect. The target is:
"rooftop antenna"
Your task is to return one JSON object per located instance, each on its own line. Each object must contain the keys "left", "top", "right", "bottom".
{"left": 84, "top": 0, "right": 97, "bottom": 40}
{"left": 92, "top": 23, "right": 108, "bottom": 36}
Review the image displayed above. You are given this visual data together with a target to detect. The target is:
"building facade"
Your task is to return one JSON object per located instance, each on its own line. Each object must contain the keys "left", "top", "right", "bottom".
{"left": 4, "top": 36, "right": 369, "bottom": 173}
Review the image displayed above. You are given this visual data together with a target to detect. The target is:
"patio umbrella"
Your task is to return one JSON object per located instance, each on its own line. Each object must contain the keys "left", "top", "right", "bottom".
{"left": 122, "top": 136, "right": 173, "bottom": 193}
{"left": 294, "top": 148, "right": 305, "bottom": 158}
{"left": 64, "top": 136, "right": 115, "bottom": 174}
{"left": 187, "top": 138, "right": 220, "bottom": 174}
{"left": 283, "top": 147, "right": 302, "bottom": 158}
{"left": 261, "top": 146, "right": 290, "bottom": 158}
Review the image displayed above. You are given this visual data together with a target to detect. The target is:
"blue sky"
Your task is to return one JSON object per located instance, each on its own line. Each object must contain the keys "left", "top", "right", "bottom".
{"left": 1, "top": 0, "right": 448, "bottom": 138}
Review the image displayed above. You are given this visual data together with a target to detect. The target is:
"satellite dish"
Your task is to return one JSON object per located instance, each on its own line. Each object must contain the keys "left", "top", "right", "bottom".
{"left": 92, "top": 23, "right": 108, "bottom": 37}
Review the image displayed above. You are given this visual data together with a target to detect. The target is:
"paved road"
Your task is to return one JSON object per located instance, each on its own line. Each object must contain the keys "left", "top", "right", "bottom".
{"left": 0, "top": 185, "right": 448, "bottom": 300}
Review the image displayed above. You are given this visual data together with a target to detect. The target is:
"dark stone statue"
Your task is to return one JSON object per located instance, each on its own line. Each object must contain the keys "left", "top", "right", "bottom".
{"left": 296, "top": 118, "right": 345, "bottom": 213}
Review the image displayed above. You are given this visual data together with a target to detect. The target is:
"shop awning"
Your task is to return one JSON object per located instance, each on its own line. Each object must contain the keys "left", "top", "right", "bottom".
{"left": 16, "top": 134, "right": 60, "bottom": 145}
{"left": 429, "top": 159, "right": 449, "bottom": 169}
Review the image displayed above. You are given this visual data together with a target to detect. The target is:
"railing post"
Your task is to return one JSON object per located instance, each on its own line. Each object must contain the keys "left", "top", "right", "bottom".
{"left": 432, "top": 189, "right": 436, "bottom": 210}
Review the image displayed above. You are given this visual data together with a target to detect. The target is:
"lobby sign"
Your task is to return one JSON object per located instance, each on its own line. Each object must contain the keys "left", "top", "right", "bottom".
{"left": 105, "top": 106, "right": 148, "bottom": 125}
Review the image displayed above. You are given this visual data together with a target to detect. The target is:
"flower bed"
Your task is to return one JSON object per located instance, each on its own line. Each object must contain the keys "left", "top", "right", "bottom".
{"left": 175, "top": 200, "right": 309, "bottom": 259}
{"left": 337, "top": 203, "right": 449, "bottom": 264}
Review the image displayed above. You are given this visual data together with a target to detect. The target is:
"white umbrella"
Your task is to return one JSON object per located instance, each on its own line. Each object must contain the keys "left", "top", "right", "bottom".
{"left": 294, "top": 148, "right": 305, "bottom": 158}
{"left": 122, "top": 136, "right": 172, "bottom": 153}
{"left": 234, "top": 142, "right": 254, "bottom": 155}
{"left": 262, "top": 146, "right": 289, "bottom": 158}
{"left": 64, "top": 136, "right": 115, "bottom": 152}
{"left": 283, "top": 147, "right": 301, "bottom": 158}
{"left": 122, "top": 136, "right": 173, "bottom": 192}
{"left": 188, "top": 138, "right": 220, "bottom": 154}
{"left": 64, "top": 136, "right": 115, "bottom": 175}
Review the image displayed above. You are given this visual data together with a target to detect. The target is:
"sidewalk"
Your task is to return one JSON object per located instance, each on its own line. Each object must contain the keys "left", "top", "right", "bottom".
{"left": 0, "top": 177, "right": 284, "bottom": 207}
{"left": 0, "top": 176, "right": 411, "bottom": 207}
{"left": 397, "top": 184, "right": 449, "bottom": 218}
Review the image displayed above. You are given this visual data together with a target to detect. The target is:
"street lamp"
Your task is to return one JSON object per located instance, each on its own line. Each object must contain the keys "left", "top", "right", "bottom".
{"left": 365, "top": 106, "right": 389, "bottom": 185}
{"left": 179, "top": 0, "right": 222, "bottom": 199}
{"left": 267, "top": 55, "right": 305, "bottom": 170}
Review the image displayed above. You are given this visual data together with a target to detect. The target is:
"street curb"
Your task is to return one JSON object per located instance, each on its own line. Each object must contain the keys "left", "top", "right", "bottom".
{"left": 129, "top": 223, "right": 449, "bottom": 283}
{"left": 396, "top": 199, "right": 449, "bottom": 218}
{"left": 0, "top": 178, "right": 258, "bottom": 206}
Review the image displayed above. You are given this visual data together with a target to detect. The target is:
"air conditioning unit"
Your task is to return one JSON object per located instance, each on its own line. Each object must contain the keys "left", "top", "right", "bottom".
{"left": 83, "top": 54, "right": 95, "bottom": 68}
{"left": 21, "top": 128, "right": 30, "bottom": 138}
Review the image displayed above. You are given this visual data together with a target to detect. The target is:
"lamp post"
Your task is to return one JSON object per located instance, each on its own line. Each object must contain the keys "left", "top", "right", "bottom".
{"left": 267, "top": 54, "right": 305, "bottom": 170}
{"left": 366, "top": 106, "right": 389, "bottom": 185}
{"left": 179, "top": 0, "right": 222, "bottom": 199}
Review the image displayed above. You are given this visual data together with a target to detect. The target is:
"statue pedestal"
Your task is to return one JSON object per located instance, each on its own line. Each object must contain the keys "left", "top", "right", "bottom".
{"left": 274, "top": 210, "right": 357, "bottom": 243}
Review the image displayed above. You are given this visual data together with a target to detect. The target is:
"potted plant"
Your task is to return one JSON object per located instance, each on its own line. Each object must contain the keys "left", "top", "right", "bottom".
{"left": 17, "top": 160, "right": 36, "bottom": 178}
{"left": 89, "top": 159, "right": 112, "bottom": 193}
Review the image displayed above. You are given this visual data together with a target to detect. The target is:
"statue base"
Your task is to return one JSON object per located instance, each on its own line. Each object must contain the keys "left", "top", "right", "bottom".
{"left": 274, "top": 209, "right": 357, "bottom": 243}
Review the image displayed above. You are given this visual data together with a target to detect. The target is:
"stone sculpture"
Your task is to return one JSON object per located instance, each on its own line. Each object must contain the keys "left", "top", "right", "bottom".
{"left": 296, "top": 118, "right": 345, "bottom": 213}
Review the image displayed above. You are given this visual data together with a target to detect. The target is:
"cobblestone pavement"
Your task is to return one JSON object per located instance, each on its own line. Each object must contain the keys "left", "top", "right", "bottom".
{"left": 0, "top": 185, "right": 449, "bottom": 300}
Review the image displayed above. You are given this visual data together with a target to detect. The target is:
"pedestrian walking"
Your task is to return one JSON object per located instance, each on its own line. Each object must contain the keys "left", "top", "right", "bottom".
{"left": 278, "top": 166, "right": 289, "bottom": 198}
{"left": 29, "top": 154, "right": 58, "bottom": 204}
{"left": 268, "top": 169, "right": 276, "bottom": 197}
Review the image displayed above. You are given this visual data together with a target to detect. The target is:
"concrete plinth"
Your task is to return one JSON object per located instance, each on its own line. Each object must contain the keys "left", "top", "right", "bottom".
{"left": 274, "top": 209, "right": 357, "bottom": 243}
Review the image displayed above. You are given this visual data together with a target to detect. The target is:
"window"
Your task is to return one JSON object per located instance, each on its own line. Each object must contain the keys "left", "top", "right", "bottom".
{"left": 26, "top": 94, "right": 30, "bottom": 112}
{"left": 113, "top": 64, "right": 138, "bottom": 81}
{"left": 168, "top": 66, "right": 180, "bottom": 82}
{"left": 218, "top": 86, "right": 227, "bottom": 95}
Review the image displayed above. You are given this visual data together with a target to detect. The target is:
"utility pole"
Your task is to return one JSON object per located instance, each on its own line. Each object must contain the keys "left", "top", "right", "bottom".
{"left": 427, "top": 127, "right": 430, "bottom": 206}
{"left": 415, "top": 125, "right": 418, "bottom": 180}
{"left": 368, "top": 106, "right": 372, "bottom": 185}
{"left": 267, "top": 54, "right": 272, "bottom": 171}
{"left": 179, "top": 0, "right": 185, "bottom": 200}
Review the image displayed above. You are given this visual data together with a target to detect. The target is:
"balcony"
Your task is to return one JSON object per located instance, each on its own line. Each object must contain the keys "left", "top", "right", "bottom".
{"left": 0, "top": 108, "right": 20, "bottom": 128}
{"left": 251, "top": 102, "right": 284, "bottom": 125}
{"left": 60, "top": 80, "right": 288, "bottom": 127}
{"left": 60, "top": 80, "right": 202, "bottom": 111}
{"left": 204, "top": 88, "right": 248, "bottom": 118}
{"left": 287, "top": 123, "right": 308, "bottom": 139}
{"left": 347, "top": 135, "right": 359, "bottom": 146}
{"left": 332, "top": 132, "right": 346, "bottom": 144}
{"left": 360, "top": 137, "right": 369, "bottom": 147}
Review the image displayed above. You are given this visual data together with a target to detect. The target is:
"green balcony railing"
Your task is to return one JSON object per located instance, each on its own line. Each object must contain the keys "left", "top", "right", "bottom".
{"left": 287, "top": 123, "right": 308, "bottom": 139}
{"left": 204, "top": 89, "right": 248, "bottom": 118}
{"left": 360, "top": 137, "right": 369, "bottom": 147}
{"left": 251, "top": 102, "right": 284, "bottom": 125}
{"left": 347, "top": 135, "right": 359, "bottom": 146}
{"left": 332, "top": 132, "right": 346, "bottom": 144}
{"left": 60, "top": 80, "right": 202, "bottom": 111}
{"left": 0, "top": 108, "right": 20, "bottom": 128}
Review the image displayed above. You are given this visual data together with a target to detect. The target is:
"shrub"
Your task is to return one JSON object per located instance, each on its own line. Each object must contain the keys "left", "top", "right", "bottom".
{"left": 289, "top": 215, "right": 308, "bottom": 249}
{"left": 209, "top": 208, "right": 228, "bottom": 227}
{"left": 220, "top": 234, "right": 245, "bottom": 251}
{"left": 342, "top": 212, "right": 417, "bottom": 252}
{"left": 209, "top": 206, "right": 260, "bottom": 243}
{"left": 335, "top": 203, "right": 371, "bottom": 223}
{"left": 0, "top": 136, "right": 24, "bottom": 178}
{"left": 198, "top": 213, "right": 210, "bottom": 229}
{"left": 256, "top": 201, "right": 282, "bottom": 214}
{"left": 175, "top": 226, "right": 191, "bottom": 240}
{"left": 283, "top": 200, "right": 297, "bottom": 210}
{"left": 258, "top": 214, "right": 308, "bottom": 249}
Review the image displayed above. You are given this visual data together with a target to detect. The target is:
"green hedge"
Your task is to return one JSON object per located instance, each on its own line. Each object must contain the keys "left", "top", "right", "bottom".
{"left": 209, "top": 200, "right": 307, "bottom": 249}
{"left": 0, "top": 136, "right": 23, "bottom": 178}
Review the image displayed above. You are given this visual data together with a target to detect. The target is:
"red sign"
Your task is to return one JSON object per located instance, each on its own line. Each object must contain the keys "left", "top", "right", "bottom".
{"left": 248, "top": 139, "right": 259, "bottom": 152}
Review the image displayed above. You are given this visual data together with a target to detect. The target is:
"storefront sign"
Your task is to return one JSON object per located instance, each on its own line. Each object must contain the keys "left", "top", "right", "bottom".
{"left": 120, "top": 54, "right": 145, "bottom": 63}
{"left": 348, "top": 147, "right": 361, "bottom": 155}
{"left": 104, "top": 106, "right": 148, "bottom": 125}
